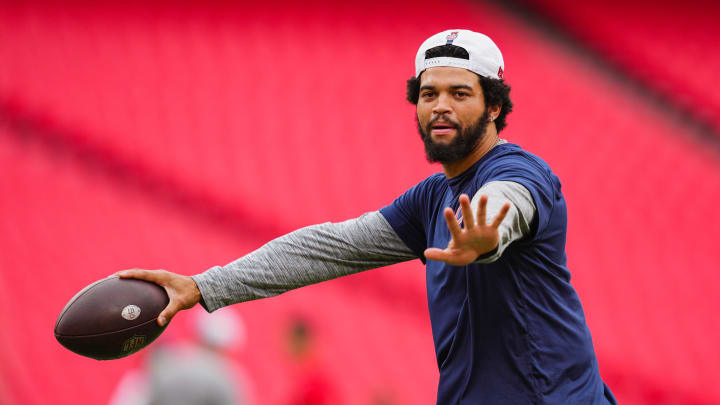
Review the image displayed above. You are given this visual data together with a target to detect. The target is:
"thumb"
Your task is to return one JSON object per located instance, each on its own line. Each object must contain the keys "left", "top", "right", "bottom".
{"left": 424, "top": 248, "right": 449, "bottom": 262}
{"left": 157, "top": 300, "right": 182, "bottom": 327}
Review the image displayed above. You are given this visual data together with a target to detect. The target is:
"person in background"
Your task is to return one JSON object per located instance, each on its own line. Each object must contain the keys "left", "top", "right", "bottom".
{"left": 108, "top": 307, "right": 252, "bottom": 405}
{"left": 284, "top": 317, "right": 337, "bottom": 405}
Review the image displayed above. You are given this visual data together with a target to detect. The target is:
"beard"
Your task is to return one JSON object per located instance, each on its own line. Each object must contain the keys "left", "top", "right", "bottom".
{"left": 417, "top": 110, "right": 490, "bottom": 164}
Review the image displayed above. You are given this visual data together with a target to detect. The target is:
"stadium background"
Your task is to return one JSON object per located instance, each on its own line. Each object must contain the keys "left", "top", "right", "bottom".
{"left": 1, "top": 0, "right": 719, "bottom": 404}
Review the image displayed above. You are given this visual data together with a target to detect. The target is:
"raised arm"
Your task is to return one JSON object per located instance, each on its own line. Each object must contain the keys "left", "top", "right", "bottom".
{"left": 118, "top": 211, "right": 417, "bottom": 325}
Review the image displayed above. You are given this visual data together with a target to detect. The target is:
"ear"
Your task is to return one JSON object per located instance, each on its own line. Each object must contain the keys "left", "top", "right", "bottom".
{"left": 487, "top": 104, "right": 501, "bottom": 122}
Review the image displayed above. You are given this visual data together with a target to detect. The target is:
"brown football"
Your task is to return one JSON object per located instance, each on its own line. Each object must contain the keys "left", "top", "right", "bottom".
{"left": 54, "top": 276, "right": 169, "bottom": 360}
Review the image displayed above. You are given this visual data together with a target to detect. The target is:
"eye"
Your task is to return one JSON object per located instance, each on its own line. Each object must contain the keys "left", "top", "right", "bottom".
{"left": 421, "top": 91, "right": 435, "bottom": 99}
{"left": 455, "top": 91, "right": 469, "bottom": 99}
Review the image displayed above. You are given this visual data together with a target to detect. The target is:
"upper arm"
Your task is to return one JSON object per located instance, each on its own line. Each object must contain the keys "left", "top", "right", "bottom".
{"left": 481, "top": 156, "right": 559, "bottom": 238}
{"left": 471, "top": 180, "right": 536, "bottom": 235}
{"left": 470, "top": 181, "right": 537, "bottom": 263}
{"left": 325, "top": 211, "right": 418, "bottom": 261}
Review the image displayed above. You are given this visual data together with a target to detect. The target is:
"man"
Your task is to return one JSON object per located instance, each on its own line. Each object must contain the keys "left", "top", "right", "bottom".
{"left": 118, "top": 29, "right": 617, "bottom": 404}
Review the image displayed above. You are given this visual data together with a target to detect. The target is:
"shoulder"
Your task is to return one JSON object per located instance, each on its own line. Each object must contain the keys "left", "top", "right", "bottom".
{"left": 481, "top": 143, "right": 565, "bottom": 237}
{"left": 487, "top": 143, "right": 553, "bottom": 172}
{"left": 382, "top": 172, "right": 446, "bottom": 215}
{"left": 404, "top": 172, "right": 448, "bottom": 198}
{"left": 480, "top": 143, "right": 559, "bottom": 189}
{"left": 419, "top": 172, "right": 447, "bottom": 189}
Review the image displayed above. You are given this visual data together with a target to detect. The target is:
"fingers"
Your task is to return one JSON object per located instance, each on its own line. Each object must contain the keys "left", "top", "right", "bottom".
{"left": 443, "top": 207, "right": 462, "bottom": 237}
{"left": 476, "top": 195, "right": 488, "bottom": 226}
{"left": 157, "top": 300, "right": 182, "bottom": 327}
{"left": 116, "top": 268, "right": 165, "bottom": 284}
{"left": 491, "top": 202, "right": 511, "bottom": 228}
{"left": 423, "top": 247, "right": 449, "bottom": 262}
{"left": 424, "top": 248, "right": 478, "bottom": 266}
{"left": 458, "top": 194, "right": 475, "bottom": 228}
{"left": 113, "top": 269, "right": 198, "bottom": 327}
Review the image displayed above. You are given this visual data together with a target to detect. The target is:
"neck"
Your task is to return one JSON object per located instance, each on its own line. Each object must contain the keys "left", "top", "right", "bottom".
{"left": 442, "top": 128, "right": 499, "bottom": 178}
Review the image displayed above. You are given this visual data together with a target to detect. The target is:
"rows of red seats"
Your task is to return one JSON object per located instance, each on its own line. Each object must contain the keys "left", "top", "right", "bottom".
{"left": 520, "top": 0, "right": 720, "bottom": 133}
{"left": 1, "top": 1, "right": 719, "bottom": 404}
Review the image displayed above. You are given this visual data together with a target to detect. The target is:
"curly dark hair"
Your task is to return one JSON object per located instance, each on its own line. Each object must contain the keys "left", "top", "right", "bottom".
{"left": 406, "top": 44, "right": 514, "bottom": 133}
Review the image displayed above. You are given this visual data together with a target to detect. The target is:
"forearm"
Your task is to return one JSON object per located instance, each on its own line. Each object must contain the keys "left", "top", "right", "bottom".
{"left": 192, "top": 211, "right": 417, "bottom": 312}
{"left": 472, "top": 181, "right": 536, "bottom": 263}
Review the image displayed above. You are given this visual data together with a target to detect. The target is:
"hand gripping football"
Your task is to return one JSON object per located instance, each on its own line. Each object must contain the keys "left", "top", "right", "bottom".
{"left": 54, "top": 276, "right": 169, "bottom": 360}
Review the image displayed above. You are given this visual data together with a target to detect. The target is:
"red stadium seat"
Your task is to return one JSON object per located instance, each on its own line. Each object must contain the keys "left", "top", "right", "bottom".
{"left": 518, "top": 0, "right": 720, "bottom": 133}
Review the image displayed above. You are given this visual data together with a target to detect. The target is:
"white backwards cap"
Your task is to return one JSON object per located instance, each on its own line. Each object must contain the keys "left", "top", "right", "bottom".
{"left": 415, "top": 29, "right": 505, "bottom": 80}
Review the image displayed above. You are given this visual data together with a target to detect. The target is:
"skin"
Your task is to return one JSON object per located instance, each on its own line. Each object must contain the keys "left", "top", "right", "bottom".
{"left": 417, "top": 66, "right": 501, "bottom": 178}
{"left": 416, "top": 67, "right": 510, "bottom": 265}
{"left": 116, "top": 268, "right": 200, "bottom": 326}
{"left": 118, "top": 66, "right": 510, "bottom": 326}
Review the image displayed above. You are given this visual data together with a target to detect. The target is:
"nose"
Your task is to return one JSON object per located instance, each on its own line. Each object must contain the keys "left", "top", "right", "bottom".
{"left": 432, "top": 93, "right": 452, "bottom": 115}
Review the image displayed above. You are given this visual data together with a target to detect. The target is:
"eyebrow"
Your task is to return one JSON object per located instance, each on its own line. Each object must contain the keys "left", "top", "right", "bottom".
{"left": 419, "top": 84, "right": 474, "bottom": 92}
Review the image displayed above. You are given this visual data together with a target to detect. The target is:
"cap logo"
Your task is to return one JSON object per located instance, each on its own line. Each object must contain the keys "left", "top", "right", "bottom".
{"left": 498, "top": 66, "right": 504, "bottom": 79}
{"left": 445, "top": 32, "right": 459, "bottom": 45}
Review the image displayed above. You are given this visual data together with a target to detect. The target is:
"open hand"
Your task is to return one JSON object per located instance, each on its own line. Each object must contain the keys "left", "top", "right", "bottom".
{"left": 114, "top": 269, "right": 202, "bottom": 326}
{"left": 424, "top": 193, "right": 510, "bottom": 266}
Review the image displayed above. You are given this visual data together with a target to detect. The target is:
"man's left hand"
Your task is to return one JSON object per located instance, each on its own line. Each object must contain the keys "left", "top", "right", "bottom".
{"left": 424, "top": 193, "right": 510, "bottom": 266}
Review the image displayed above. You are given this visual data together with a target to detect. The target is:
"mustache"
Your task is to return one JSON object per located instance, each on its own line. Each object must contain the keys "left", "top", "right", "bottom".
{"left": 428, "top": 114, "right": 461, "bottom": 128}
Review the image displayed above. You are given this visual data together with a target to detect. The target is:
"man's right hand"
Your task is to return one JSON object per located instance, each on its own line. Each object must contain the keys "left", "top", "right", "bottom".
{"left": 115, "top": 269, "right": 202, "bottom": 326}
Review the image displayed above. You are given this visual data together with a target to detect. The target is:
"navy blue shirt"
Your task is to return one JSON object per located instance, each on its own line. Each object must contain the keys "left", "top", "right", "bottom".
{"left": 380, "top": 143, "right": 616, "bottom": 404}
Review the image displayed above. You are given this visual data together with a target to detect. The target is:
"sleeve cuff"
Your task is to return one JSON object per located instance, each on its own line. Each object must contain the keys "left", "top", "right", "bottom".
{"left": 474, "top": 246, "right": 501, "bottom": 264}
{"left": 191, "top": 270, "right": 223, "bottom": 313}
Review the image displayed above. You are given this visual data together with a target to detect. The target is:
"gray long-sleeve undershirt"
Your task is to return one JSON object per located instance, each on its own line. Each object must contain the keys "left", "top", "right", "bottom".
{"left": 472, "top": 181, "right": 536, "bottom": 263}
{"left": 192, "top": 181, "right": 537, "bottom": 312}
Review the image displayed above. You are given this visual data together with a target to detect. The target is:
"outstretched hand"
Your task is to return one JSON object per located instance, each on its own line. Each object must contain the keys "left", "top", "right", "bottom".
{"left": 114, "top": 269, "right": 202, "bottom": 326}
{"left": 424, "top": 194, "right": 510, "bottom": 266}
